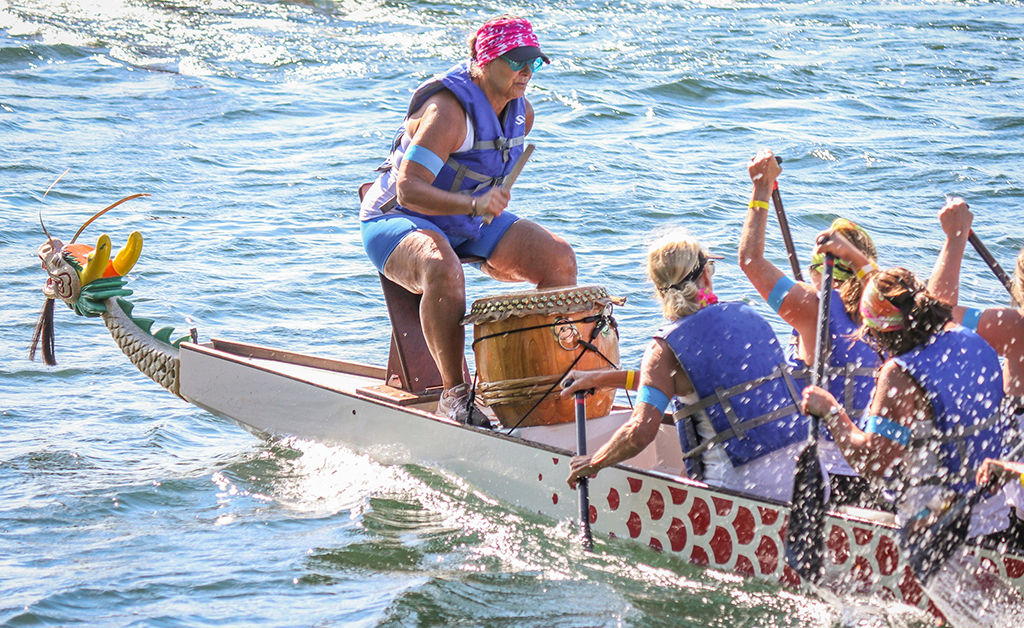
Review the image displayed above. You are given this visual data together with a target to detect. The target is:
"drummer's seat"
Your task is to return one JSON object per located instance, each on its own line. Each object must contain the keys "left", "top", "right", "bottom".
{"left": 359, "top": 182, "right": 472, "bottom": 398}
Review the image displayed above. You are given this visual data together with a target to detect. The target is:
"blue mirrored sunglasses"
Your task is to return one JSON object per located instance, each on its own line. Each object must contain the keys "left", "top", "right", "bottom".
{"left": 502, "top": 55, "right": 544, "bottom": 73}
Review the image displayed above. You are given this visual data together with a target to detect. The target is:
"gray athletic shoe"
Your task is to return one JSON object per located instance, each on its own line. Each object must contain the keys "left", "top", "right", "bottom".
{"left": 436, "top": 383, "right": 490, "bottom": 428}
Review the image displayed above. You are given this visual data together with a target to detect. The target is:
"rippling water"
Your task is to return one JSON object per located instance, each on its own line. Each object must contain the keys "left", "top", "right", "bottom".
{"left": 2, "top": 1, "right": 1023, "bottom": 626}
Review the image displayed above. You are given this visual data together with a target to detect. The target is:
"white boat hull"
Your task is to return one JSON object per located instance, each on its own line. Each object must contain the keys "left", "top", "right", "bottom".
{"left": 179, "top": 339, "right": 1024, "bottom": 621}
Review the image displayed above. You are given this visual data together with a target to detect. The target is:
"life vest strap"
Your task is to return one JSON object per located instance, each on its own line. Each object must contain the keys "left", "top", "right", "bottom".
{"left": 910, "top": 409, "right": 1005, "bottom": 469}
{"left": 673, "top": 364, "right": 794, "bottom": 421}
{"left": 445, "top": 157, "right": 506, "bottom": 193}
{"left": 678, "top": 403, "right": 803, "bottom": 461}
{"left": 471, "top": 135, "right": 524, "bottom": 161}
{"left": 791, "top": 364, "right": 877, "bottom": 418}
{"left": 673, "top": 363, "right": 804, "bottom": 460}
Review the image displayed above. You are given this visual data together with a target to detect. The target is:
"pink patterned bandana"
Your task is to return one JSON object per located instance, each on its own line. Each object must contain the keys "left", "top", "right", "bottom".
{"left": 860, "top": 279, "right": 905, "bottom": 331}
{"left": 474, "top": 17, "right": 544, "bottom": 67}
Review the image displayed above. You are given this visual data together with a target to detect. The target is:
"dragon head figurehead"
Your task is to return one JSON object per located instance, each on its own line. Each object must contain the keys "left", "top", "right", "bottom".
{"left": 38, "top": 231, "right": 143, "bottom": 311}
{"left": 32, "top": 192, "right": 149, "bottom": 365}
{"left": 32, "top": 188, "right": 188, "bottom": 398}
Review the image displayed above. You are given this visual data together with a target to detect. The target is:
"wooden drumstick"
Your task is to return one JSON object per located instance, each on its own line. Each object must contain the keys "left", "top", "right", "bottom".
{"left": 481, "top": 143, "right": 535, "bottom": 225}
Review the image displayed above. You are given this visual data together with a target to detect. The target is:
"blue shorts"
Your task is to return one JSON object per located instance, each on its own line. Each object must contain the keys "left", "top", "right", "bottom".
{"left": 361, "top": 210, "right": 520, "bottom": 273}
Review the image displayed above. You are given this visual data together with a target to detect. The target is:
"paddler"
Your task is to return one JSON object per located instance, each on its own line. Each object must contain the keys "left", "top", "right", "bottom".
{"left": 924, "top": 198, "right": 1024, "bottom": 541}
{"left": 739, "top": 149, "right": 883, "bottom": 508}
{"left": 926, "top": 199, "right": 1024, "bottom": 426}
{"left": 359, "top": 15, "right": 576, "bottom": 426}
{"left": 801, "top": 265, "right": 1016, "bottom": 540}
{"left": 566, "top": 230, "right": 811, "bottom": 502}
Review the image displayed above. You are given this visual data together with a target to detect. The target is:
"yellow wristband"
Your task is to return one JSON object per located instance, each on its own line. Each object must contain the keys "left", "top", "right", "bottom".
{"left": 625, "top": 370, "right": 636, "bottom": 390}
{"left": 749, "top": 200, "right": 770, "bottom": 210}
{"left": 856, "top": 261, "right": 879, "bottom": 281}
{"left": 1019, "top": 473, "right": 1024, "bottom": 488}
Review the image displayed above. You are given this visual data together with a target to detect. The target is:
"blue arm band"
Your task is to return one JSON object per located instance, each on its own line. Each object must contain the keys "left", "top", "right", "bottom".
{"left": 961, "top": 307, "right": 982, "bottom": 332}
{"left": 403, "top": 144, "right": 444, "bottom": 176}
{"left": 864, "top": 415, "right": 911, "bottom": 446}
{"left": 637, "top": 385, "right": 671, "bottom": 414}
{"left": 767, "top": 275, "right": 796, "bottom": 313}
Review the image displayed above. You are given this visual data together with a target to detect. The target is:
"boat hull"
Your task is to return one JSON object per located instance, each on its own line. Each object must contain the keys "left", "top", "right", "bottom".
{"left": 179, "top": 340, "right": 1024, "bottom": 618}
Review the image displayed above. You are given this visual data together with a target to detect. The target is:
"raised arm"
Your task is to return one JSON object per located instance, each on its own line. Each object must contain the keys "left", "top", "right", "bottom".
{"left": 738, "top": 150, "right": 818, "bottom": 335}
{"left": 927, "top": 197, "right": 973, "bottom": 306}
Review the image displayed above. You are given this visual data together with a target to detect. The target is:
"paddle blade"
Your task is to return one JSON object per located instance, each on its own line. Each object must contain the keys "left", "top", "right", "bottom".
{"left": 785, "top": 441, "right": 826, "bottom": 583}
{"left": 902, "top": 500, "right": 971, "bottom": 585}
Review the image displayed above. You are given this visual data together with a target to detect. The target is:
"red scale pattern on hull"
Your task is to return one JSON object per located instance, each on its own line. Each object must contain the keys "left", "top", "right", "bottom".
{"left": 827, "top": 525, "right": 850, "bottom": 565}
{"left": 627, "top": 511, "right": 642, "bottom": 539}
{"left": 668, "top": 517, "right": 687, "bottom": 552}
{"left": 875, "top": 535, "right": 899, "bottom": 576}
{"left": 688, "top": 497, "right": 711, "bottom": 536}
{"left": 691, "top": 545, "right": 710, "bottom": 566}
{"left": 710, "top": 527, "right": 733, "bottom": 565}
{"left": 734, "top": 507, "right": 756, "bottom": 546}
{"left": 607, "top": 487, "right": 619, "bottom": 511}
{"left": 647, "top": 490, "right": 665, "bottom": 521}
{"left": 756, "top": 535, "right": 779, "bottom": 575}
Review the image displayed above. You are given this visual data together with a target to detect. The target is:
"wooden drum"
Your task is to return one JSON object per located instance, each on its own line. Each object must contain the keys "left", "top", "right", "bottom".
{"left": 463, "top": 286, "right": 622, "bottom": 428}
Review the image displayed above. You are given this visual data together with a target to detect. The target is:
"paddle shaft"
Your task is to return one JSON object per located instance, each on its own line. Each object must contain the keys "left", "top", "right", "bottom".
{"left": 968, "top": 230, "right": 1019, "bottom": 307}
{"left": 575, "top": 391, "right": 595, "bottom": 551}
{"left": 481, "top": 143, "right": 535, "bottom": 225}
{"left": 810, "top": 254, "right": 835, "bottom": 389}
{"left": 784, "top": 252, "right": 833, "bottom": 583}
{"left": 770, "top": 156, "right": 805, "bottom": 282}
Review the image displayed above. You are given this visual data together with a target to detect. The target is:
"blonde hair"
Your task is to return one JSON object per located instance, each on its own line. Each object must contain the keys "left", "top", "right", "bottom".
{"left": 833, "top": 220, "right": 877, "bottom": 322}
{"left": 647, "top": 230, "right": 708, "bottom": 319}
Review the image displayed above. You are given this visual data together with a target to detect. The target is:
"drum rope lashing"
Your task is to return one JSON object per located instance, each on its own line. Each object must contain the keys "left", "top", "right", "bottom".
{"left": 463, "top": 312, "right": 619, "bottom": 434}
{"left": 468, "top": 313, "right": 612, "bottom": 350}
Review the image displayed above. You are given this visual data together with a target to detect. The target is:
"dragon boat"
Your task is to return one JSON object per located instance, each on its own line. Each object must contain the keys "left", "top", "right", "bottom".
{"left": 31, "top": 208, "right": 1024, "bottom": 626}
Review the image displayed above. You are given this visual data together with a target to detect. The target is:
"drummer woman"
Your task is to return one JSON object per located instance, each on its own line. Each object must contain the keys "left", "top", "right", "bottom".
{"left": 359, "top": 15, "right": 576, "bottom": 425}
{"left": 801, "top": 266, "right": 1014, "bottom": 538}
{"left": 566, "top": 230, "right": 810, "bottom": 502}
{"left": 739, "top": 149, "right": 882, "bottom": 505}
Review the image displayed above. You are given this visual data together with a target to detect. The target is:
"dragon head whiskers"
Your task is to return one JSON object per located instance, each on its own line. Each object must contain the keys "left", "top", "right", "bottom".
{"left": 70, "top": 193, "right": 151, "bottom": 244}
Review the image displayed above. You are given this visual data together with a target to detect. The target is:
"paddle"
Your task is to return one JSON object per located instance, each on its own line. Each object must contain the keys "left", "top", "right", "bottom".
{"left": 901, "top": 229, "right": 1022, "bottom": 584}
{"left": 574, "top": 389, "right": 595, "bottom": 551}
{"left": 482, "top": 143, "right": 535, "bottom": 225}
{"left": 968, "top": 230, "right": 1019, "bottom": 307}
{"left": 784, "top": 250, "right": 833, "bottom": 584}
{"left": 770, "top": 156, "right": 805, "bottom": 282}
{"left": 903, "top": 438, "right": 1024, "bottom": 585}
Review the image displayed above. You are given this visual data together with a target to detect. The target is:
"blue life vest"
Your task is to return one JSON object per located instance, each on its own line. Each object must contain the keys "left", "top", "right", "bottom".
{"left": 659, "top": 302, "right": 809, "bottom": 468}
{"left": 787, "top": 289, "right": 881, "bottom": 428}
{"left": 895, "top": 327, "right": 1008, "bottom": 494}
{"left": 363, "top": 62, "right": 526, "bottom": 240}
